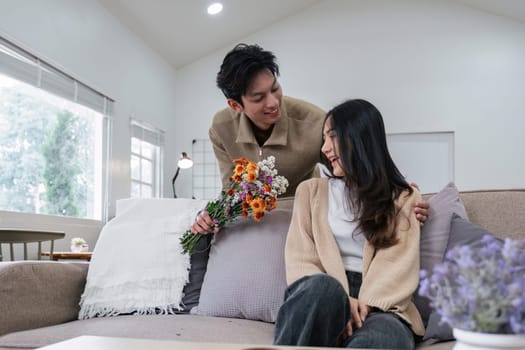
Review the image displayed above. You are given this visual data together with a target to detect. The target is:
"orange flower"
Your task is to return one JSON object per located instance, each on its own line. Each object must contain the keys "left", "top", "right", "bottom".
{"left": 233, "top": 157, "right": 248, "bottom": 165}
{"left": 232, "top": 174, "right": 242, "bottom": 182}
{"left": 253, "top": 211, "right": 265, "bottom": 221}
{"left": 245, "top": 193, "right": 253, "bottom": 202}
{"left": 246, "top": 171, "right": 257, "bottom": 183}
{"left": 267, "top": 197, "right": 277, "bottom": 210}
{"left": 242, "top": 202, "right": 249, "bottom": 209}
{"left": 250, "top": 198, "right": 266, "bottom": 213}
{"left": 263, "top": 184, "right": 271, "bottom": 193}
{"left": 227, "top": 189, "right": 235, "bottom": 196}
{"left": 246, "top": 162, "right": 258, "bottom": 171}
{"left": 234, "top": 164, "right": 244, "bottom": 175}
{"left": 242, "top": 209, "right": 249, "bottom": 217}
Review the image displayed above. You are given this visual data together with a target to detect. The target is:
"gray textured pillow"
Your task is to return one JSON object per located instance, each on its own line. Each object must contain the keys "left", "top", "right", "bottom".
{"left": 423, "top": 213, "right": 500, "bottom": 341}
{"left": 191, "top": 209, "right": 291, "bottom": 323}
{"left": 415, "top": 182, "right": 469, "bottom": 326}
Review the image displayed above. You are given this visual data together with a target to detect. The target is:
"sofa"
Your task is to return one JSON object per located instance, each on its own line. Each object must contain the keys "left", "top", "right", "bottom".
{"left": 0, "top": 188, "right": 523, "bottom": 350}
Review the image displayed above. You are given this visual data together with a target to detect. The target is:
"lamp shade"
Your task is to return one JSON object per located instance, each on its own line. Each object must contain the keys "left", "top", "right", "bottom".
{"left": 177, "top": 152, "right": 193, "bottom": 169}
{"left": 172, "top": 152, "right": 193, "bottom": 198}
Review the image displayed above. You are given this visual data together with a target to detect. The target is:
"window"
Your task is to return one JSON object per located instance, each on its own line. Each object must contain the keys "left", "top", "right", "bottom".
{"left": 0, "top": 36, "right": 112, "bottom": 221}
{"left": 130, "top": 120, "right": 164, "bottom": 198}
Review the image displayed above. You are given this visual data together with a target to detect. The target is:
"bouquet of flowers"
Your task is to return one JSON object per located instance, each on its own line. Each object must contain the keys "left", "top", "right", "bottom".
{"left": 180, "top": 156, "right": 289, "bottom": 255}
{"left": 419, "top": 235, "right": 525, "bottom": 334}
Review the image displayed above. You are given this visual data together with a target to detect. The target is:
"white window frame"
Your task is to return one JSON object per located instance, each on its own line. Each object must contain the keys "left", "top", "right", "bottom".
{"left": 130, "top": 119, "right": 164, "bottom": 198}
{"left": 0, "top": 35, "right": 112, "bottom": 222}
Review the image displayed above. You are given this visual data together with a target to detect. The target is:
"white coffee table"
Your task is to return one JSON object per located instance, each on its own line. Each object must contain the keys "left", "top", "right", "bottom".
{"left": 37, "top": 335, "right": 347, "bottom": 350}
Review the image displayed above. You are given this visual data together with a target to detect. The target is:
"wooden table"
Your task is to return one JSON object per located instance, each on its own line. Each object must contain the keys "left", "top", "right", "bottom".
{"left": 41, "top": 251, "right": 92, "bottom": 261}
{"left": 0, "top": 228, "right": 65, "bottom": 261}
{"left": 37, "top": 335, "right": 354, "bottom": 350}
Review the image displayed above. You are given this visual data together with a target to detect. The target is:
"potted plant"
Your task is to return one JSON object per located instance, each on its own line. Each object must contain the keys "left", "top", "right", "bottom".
{"left": 419, "top": 235, "right": 525, "bottom": 349}
{"left": 70, "top": 237, "right": 87, "bottom": 253}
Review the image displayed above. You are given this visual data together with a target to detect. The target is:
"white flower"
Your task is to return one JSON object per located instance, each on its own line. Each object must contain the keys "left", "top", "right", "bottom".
{"left": 71, "top": 237, "right": 87, "bottom": 246}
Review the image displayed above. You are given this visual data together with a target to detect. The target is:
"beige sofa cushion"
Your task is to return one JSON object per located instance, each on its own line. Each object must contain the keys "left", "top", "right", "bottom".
{"left": 459, "top": 190, "right": 525, "bottom": 240}
{"left": 0, "top": 314, "right": 455, "bottom": 350}
{"left": 0, "top": 315, "right": 274, "bottom": 349}
{"left": 0, "top": 261, "right": 88, "bottom": 336}
{"left": 422, "top": 189, "right": 525, "bottom": 240}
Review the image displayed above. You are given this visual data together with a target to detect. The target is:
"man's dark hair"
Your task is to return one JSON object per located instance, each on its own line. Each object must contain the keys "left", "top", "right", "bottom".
{"left": 216, "top": 44, "right": 279, "bottom": 105}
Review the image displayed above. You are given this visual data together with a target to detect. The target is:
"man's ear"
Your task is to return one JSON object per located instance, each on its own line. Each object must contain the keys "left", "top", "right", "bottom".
{"left": 227, "top": 98, "right": 243, "bottom": 113}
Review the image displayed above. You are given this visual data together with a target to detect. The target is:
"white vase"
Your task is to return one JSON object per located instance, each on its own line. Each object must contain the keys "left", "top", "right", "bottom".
{"left": 70, "top": 244, "right": 83, "bottom": 253}
{"left": 453, "top": 328, "right": 525, "bottom": 350}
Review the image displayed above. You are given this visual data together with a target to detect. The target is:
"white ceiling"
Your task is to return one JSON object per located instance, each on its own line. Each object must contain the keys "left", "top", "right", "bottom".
{"left": 97, "top": 0, "right": 321, "bottom": 69}
{"left": 455, "top": 0, "right": 525, "bottom": 23}
{"left": 98, "top": 0, "right": 525, "bottom": 70}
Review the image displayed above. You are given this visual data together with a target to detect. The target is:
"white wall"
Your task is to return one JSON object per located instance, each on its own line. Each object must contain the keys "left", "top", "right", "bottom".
{"left": 0, "top": 0, "right": 179, "bottom": 257}
{"left": 1, "top": 0, "right": 524, "bottom": 257}
{"left": 174, "top": 0, "right": 525, "bottom": 195}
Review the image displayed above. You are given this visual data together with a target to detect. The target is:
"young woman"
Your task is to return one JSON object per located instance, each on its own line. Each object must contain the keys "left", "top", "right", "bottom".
{"left": 273, "top": 99, "right": 424, "bottom": 349}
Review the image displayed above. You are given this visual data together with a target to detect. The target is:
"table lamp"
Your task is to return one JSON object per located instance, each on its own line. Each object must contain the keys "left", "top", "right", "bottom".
{"left": 171, "top": 152, "right": 193, "bottom": 198}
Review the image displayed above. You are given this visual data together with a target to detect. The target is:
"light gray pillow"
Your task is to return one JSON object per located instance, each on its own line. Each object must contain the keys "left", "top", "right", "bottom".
{"left": 415, "top": 182, "right": 469, "bottom": 326}
{"left": 419, "top": 182, "right": 469, "bottom": 273}
{"left": 192, "top": 209, "right": 291, "bottom": 323}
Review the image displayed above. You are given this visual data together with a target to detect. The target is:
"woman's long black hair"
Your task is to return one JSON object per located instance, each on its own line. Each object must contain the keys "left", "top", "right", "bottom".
{"left": 321, "top": 99, "right": 413, "bottom": 249}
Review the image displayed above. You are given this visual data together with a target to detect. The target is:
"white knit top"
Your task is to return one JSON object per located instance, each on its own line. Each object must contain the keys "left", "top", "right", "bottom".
{"left": 327, "top": 178, "right": 365, "bottom": 273}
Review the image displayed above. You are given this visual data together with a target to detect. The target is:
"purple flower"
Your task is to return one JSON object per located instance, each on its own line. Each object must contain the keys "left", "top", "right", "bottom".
{"left": 510, "top": 313, "right": 524, "bottom": 333}
{"left": 419, "top": 237, "right": 525, "bottom": 334}
{"left": 454, "top": 249, "right": 477, "bottom": 269}
{"left": 418, "top": 277, "right": 430, "bottom": 296}
{"left": 432, "top": 263, "right": 450, "bottom": 280}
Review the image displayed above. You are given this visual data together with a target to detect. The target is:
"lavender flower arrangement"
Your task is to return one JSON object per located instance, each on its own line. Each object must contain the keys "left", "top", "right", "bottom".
{"left": 419, "top": 235, "right": 525, "bottom": 334}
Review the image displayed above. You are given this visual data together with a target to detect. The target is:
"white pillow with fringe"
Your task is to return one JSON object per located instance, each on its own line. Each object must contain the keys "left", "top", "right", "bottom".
{"left": 78, "top": 198, "right": 208, "bottom": 319}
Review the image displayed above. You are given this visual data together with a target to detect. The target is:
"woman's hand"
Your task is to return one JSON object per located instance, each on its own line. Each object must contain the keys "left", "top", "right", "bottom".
{"left": 190, "top": 210, "right": 220, "bottom": 234}
{"left": 411, "top": 182, "right": 430, "bottom": 226}
{"left": 414, "top": 200, "right": 430, "bottom": 226}
{"left": 346, "top": 297, "right": 369, "bottom": 336}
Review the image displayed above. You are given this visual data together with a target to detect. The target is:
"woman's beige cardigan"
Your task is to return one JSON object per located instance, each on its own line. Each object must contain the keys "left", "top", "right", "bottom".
{"left": 285, "top": 178, "right": 425, "bottom": 336}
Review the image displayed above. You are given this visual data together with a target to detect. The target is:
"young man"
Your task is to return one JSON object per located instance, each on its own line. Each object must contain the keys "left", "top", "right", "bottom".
{"left": 210, "top": 43, "right": 325, "bottom": 198}
{"left": 191, "top": 44, "right": 428, "bottom": 234}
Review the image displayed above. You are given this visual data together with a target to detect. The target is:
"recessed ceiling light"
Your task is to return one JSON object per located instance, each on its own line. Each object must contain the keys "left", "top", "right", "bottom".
{"left": 207, "top": 2, "right": 223, "bottom": 15}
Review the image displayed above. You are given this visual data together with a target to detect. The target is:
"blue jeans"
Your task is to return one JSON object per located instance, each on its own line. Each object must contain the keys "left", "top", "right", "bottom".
{"left": 273, "top": 274, "right": 415, "bottom": 349}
